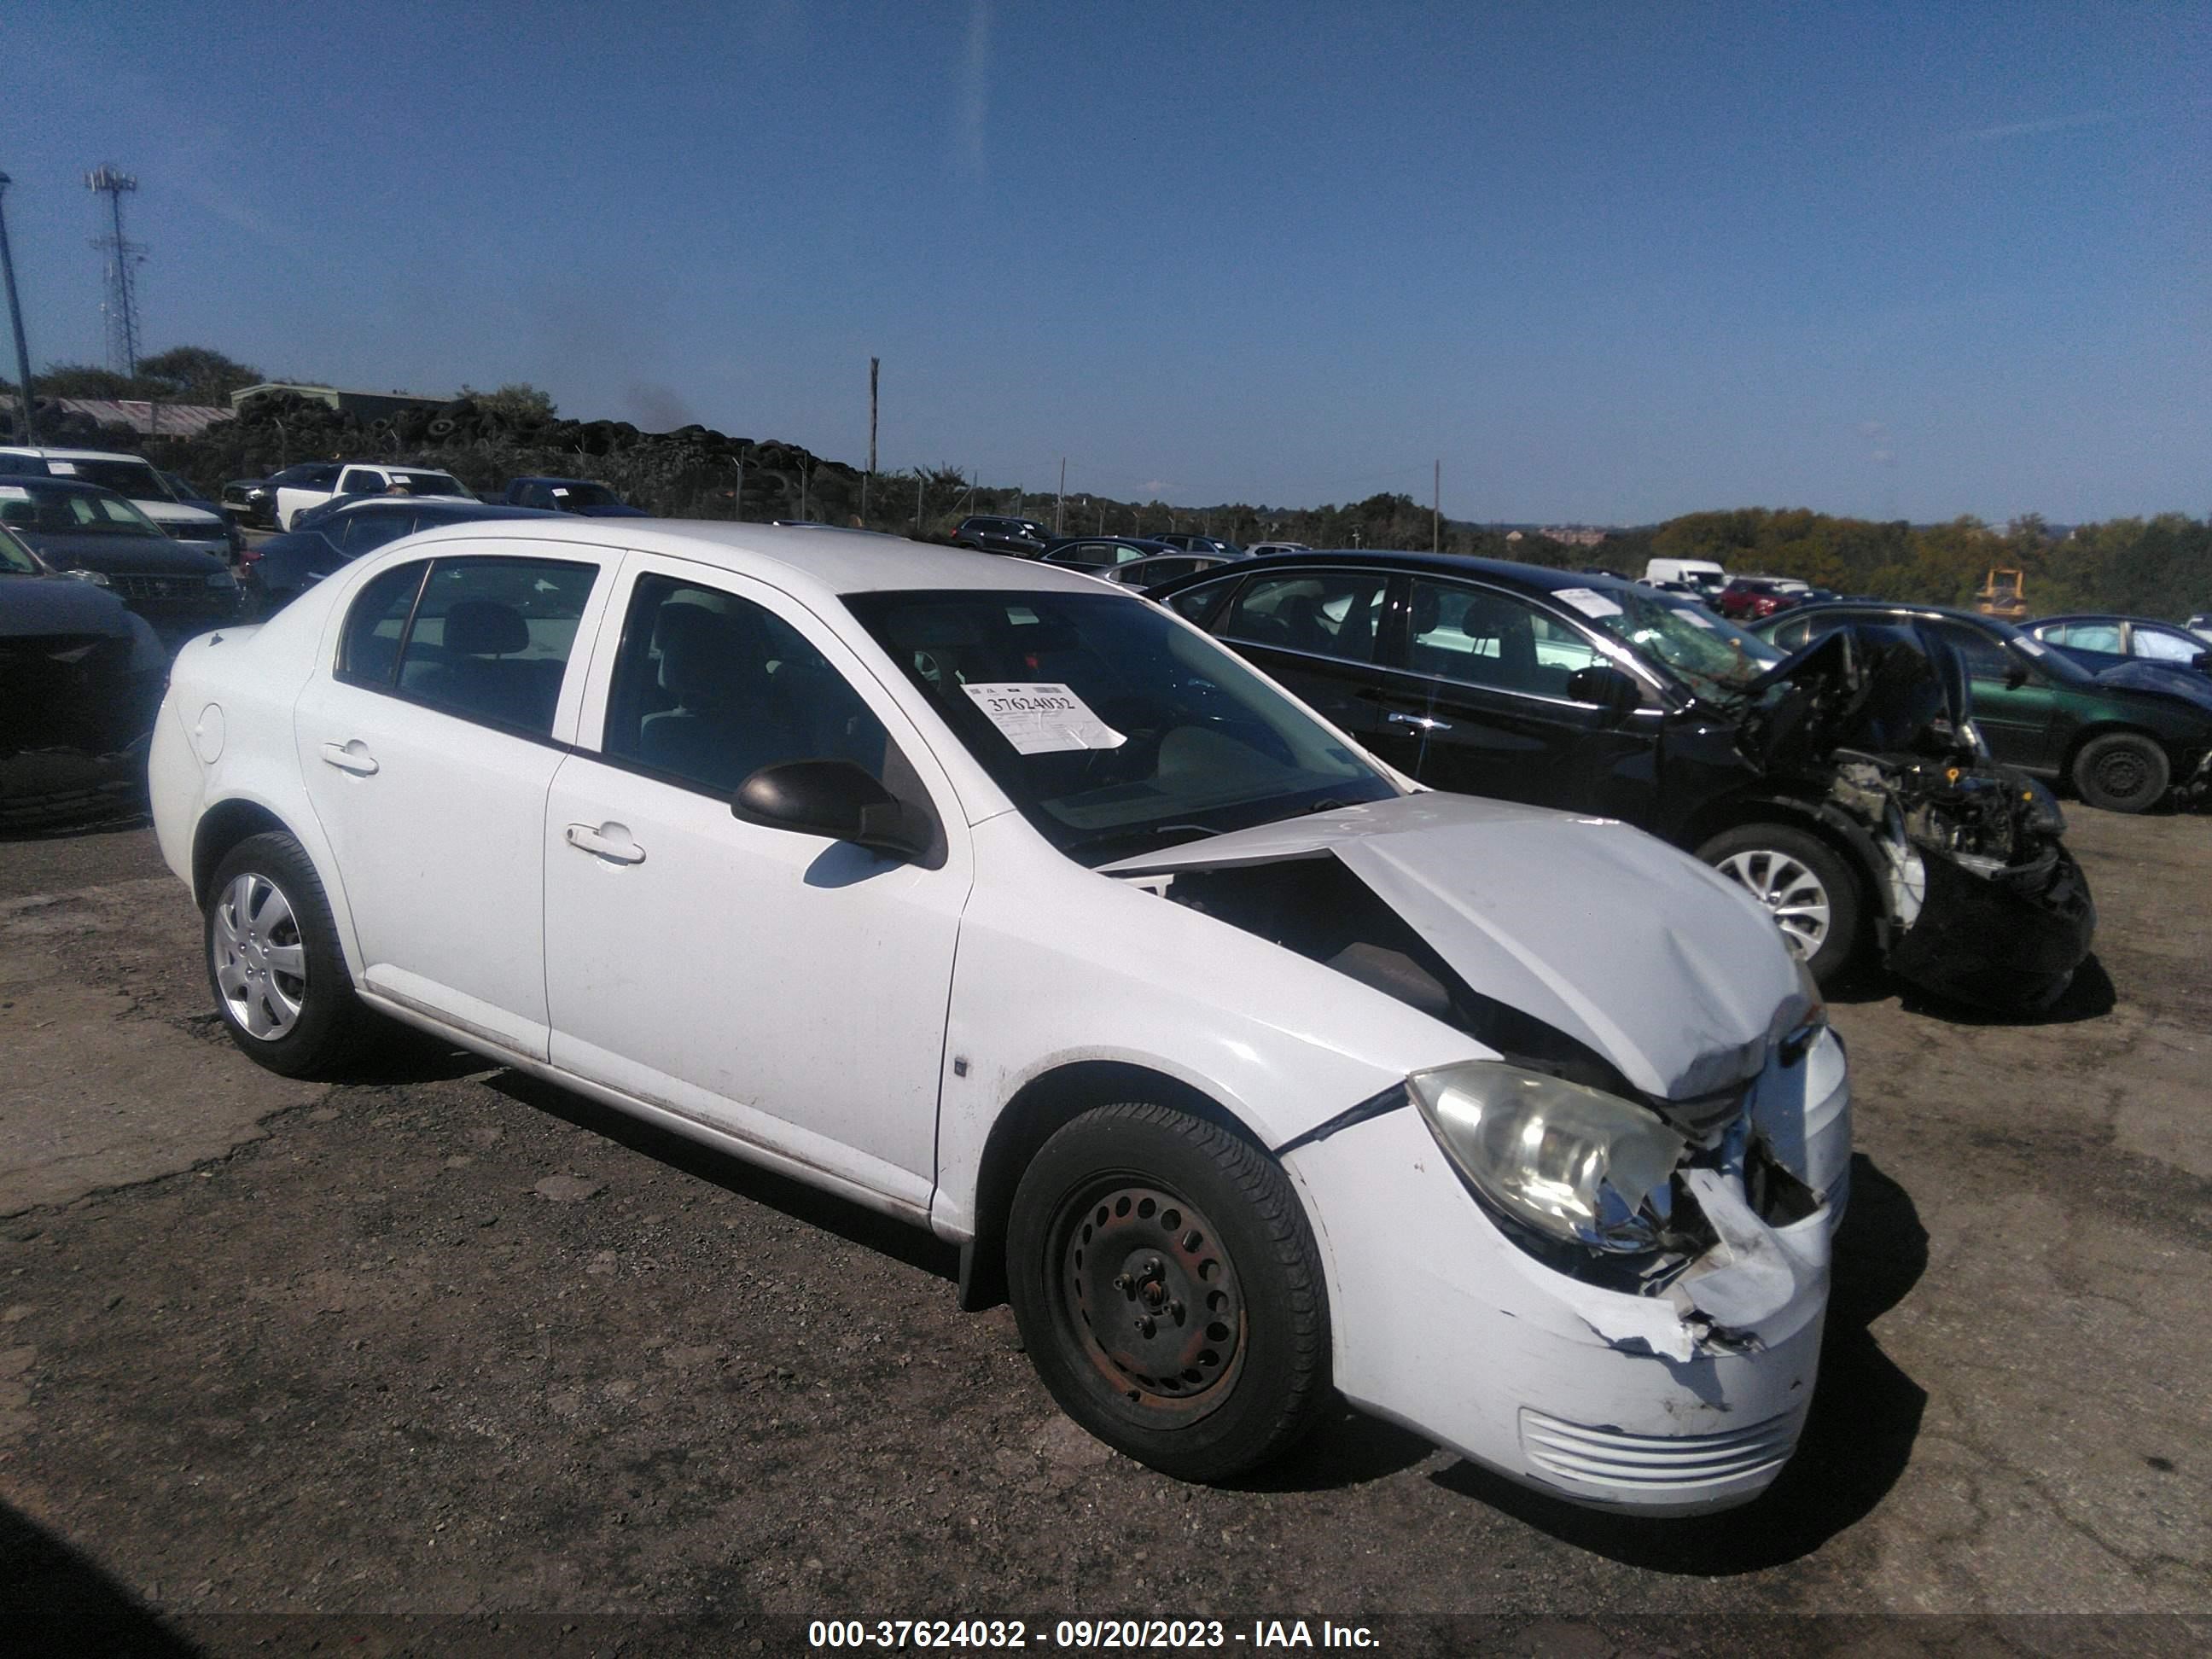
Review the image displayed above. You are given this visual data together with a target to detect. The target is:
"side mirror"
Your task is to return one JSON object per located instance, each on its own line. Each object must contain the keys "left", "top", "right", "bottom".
{"left": 2005, "top": 664, "right": 2029, "bottom": 690}
{"left": 1567, "top": 664, "right": 1642, "bottom": 725}
{"left": 733, "top": 759, "right": 924, "bottom": 861}
{"left": 2191, "top": 652, "right": 2210, "bottom": 675}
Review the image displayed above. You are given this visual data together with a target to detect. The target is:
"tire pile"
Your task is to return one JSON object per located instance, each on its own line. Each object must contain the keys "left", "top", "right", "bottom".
{"left": 222, "top": 391, "right": 864, "bottom": 522}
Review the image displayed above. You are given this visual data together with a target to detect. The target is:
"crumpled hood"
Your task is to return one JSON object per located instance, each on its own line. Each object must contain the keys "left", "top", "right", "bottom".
{"left": 1741, "top": 622, "right": 1970, "bottom": 765}
{"left": 1103, "top": 793, "right": 1805, "bottom": 1101}
{"left": 2095, "top": 660, "right": 2212, "bottom": 718}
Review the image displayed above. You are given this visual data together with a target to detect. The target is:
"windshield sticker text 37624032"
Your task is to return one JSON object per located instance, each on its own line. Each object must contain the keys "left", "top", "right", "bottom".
{"left": 960, "top": 682, "right": 1127, "bottom": 754}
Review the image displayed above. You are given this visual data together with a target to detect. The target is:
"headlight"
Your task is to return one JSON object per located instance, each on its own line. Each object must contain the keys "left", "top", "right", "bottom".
{"left": 1408, "top": 1062, "right": 1685, "bottom": 1253}
{"left": 206, "top": 571, "right": 237, "bottom": 589}
{"left": 66, "top": 568, "right": 113, "bottom": 588}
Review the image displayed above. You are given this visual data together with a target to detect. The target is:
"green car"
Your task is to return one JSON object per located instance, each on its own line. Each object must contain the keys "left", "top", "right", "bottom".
{"left": 1757, "top": 602, "right": 2212, "bottom": 813}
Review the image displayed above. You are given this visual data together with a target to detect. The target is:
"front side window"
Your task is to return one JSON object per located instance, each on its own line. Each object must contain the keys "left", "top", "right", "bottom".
{"left": 6, "top": 484, "right": 166, "bottom": 538}
{"left": 1930, "top": 621, "right": 2015, "bottom": 681}
{"left": 601, "top": 573, "right": 888, "bottom": 795}
{"left": 1402, "top": 579, "right": 1592, "bottom": 697}
{"left": 337, "top": 507, "right": 420, "bottom": 555}
{"left": 1217, "top": 570, "right": 1388, "bottom": 664}
{"left": 1164, "top": 575, "right": 1237, "bottom": 626}
{"left": 336, "top": 469, "right": 385, "bottom": 496}
{"left": 335, "top": 556, "right": 597, "bottom": 736}
{"left": 65, "top": 459, "right": 169, "bottom": 499}
{"left": 2049, "top": 622, "right": 2122, "bottom": 653}
{"left": 847, "top": 588, "right": 1396, "bottom": 865}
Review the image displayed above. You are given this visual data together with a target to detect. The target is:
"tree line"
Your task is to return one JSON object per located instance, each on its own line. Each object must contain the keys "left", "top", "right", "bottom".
{"left": 4, "top": 346, "right": 2203, "bottom": 619}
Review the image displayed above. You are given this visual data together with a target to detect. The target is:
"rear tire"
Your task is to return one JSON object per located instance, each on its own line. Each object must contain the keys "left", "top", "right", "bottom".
{"left": 1698, "top": 822, "right": 1863, "bottom": 986}
{"left": 205, "top": 832, "right": 381, "bottom": 1078}
{"left": 1007, "top": 1103, "right": 1331, "bottom": 1482}
{"left": 2071, "top": 732, "right": 2168, "bottom": 813}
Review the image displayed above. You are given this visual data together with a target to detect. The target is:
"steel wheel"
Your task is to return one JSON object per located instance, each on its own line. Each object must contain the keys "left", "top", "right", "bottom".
{"left": 1056, "top": 1181, "right": 1246, "bottom": 1427}
{"left": 210, "top": 871, "right": 308, "bottom": 1041}
{"left": 1714, "top": 847, "right": 1832, "bottom": 959}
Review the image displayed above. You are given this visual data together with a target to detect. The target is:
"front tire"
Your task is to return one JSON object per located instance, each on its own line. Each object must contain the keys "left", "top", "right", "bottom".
{"left": 205, "top": 832, "right": 381, "bottom": 1078}
{"left": 1699, "top": 822, "right": 1863, "bottom": 986}
{"left": 1006, "top": 1103, "right": 1331, "bottom": 1482}
{"left": 2071, "top": 732, "right": 2169, "bottom": 813}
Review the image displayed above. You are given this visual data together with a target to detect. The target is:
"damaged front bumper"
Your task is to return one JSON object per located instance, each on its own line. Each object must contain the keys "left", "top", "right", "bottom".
{"left": 1285, "top": 1027, "right": 1848, "bottom": 1515}
{"left": 1884, "top": 840, "right": 2096, "bottom": 1009}
{"left": 0, "top": 735, "right": 154, "bottom": 830}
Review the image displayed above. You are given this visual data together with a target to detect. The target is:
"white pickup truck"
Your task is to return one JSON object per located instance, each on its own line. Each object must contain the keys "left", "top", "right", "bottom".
{"left": 275, "top": 462, "right": 475, "bottom": 530}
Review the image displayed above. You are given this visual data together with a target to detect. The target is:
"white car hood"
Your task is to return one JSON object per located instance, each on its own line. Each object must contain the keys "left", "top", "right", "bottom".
{"left": 1102, "top": 794, "right": 1804, "bottom": 1101}
{"left": 140, "top": 501, "right": 224, "bottom": 530}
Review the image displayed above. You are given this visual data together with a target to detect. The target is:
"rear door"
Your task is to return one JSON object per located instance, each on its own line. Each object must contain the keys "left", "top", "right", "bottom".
{"left": 1365, "top": 575, "right": 1660, "bottom": 816}
{"left": 1205, "top": 564, "right": 1397, "bottom": 748}
{"left": 294, "top": 542, "right": 620, "bottom": 1055}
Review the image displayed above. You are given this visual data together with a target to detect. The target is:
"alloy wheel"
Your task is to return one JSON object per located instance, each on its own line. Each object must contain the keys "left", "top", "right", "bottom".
{"left": 1715, "top": 848, "right": 1831, "bottom": 958}
{"left": 211, "top": 872, "right": 308, "bottom": 1040}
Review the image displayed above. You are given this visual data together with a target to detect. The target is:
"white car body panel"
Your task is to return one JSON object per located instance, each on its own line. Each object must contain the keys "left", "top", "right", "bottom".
{"left": 149, "top": 519, "right": 1849, "bottom": 1516}
{"left": 276, "top": 463, "right": 477, "bottom": 531}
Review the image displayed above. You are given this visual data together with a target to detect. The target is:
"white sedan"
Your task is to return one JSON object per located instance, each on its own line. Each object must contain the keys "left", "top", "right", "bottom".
{"left": 150, "top": 521, "right": 1849, "bottom": 1512}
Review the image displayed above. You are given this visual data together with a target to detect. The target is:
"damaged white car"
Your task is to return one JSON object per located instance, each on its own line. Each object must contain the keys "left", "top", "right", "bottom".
{"left": 149, "top": 522, "right": 1849, "bottom": 1515}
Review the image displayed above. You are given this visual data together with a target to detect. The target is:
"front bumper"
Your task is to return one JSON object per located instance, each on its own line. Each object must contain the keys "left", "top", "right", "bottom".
{"left": 0, "top": 734, "right": 153, "bottom": 829}
{"left": 1884, "top": 842, "right": 2096, "bottom": 1009}
{"left": 1284, "top": 1031, "right": 1848, "bottom": 1515}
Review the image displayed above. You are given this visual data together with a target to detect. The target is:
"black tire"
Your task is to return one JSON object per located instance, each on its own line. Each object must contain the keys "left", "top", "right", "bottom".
{"left": 1697, "top": 822, "right": 1864, "bottom": 986}
{"left": 1006, "top": 1102, "right": 1331, "bottom": 1482}
{"left": 2071, "top": 731, "right": 2169, "bottom": 813}
{"left": 204, "top": 832, "right": 381, "bottom": 1078}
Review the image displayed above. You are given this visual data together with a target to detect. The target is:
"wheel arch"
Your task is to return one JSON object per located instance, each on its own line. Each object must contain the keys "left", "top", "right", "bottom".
{"left": 191, "top": 796, "right": 296, "bottom": 907}
{"left": 1681, "top": 789, "right": 1889, "bottom": 923}
{"left": 956, "top": 1060, "right": 1268, "bottom": 1313}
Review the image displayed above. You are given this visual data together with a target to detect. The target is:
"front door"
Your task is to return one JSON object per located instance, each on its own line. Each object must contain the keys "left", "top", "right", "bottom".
{"left": 1365, "top": 576, "right": 1661, "bottom": 818}
{"left": 294, "top": 544, "right": 616, "bottom": 1057}
{"left": 1927, "top": 620, "right": 2058, "bottom": 770}
{"left": 541, "top": 556, "right": 970, "bottom": 1213}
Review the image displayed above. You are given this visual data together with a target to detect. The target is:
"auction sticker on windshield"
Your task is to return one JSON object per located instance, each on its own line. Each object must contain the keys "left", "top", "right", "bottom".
{"left": 1555, "top": 587, "right": 1624, "bottom": 619}
{"left": 962, "top": 682, "right": 1126, "bottom": 754}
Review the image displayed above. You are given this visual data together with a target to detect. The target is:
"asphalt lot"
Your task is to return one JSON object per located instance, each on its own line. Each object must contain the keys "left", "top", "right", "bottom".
{"left": 0, "top": 805, "right": 2206, "bottom": 1653}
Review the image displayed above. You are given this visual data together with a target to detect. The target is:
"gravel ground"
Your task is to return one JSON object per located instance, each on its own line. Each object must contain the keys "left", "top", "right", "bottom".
{"left": 0, "top": 806, "right": 2206, "bottom": 1656}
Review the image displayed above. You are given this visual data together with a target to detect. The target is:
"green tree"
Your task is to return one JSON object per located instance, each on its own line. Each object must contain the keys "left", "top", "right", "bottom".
{"left": 137, "top": 346, "right": 263, "bottom": 403}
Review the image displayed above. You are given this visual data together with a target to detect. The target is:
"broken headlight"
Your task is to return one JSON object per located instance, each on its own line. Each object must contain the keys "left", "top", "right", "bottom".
{"left": 1408, "top": 1062, "right": 1685, "bottom": 1254}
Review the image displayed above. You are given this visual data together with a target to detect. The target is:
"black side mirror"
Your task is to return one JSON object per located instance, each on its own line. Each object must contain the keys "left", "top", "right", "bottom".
{"left": 2005, "top": 664, "right": 2029, "bottom": 690}
{"left": 733, "top": 760, "right": 924, "bottom": 861}
{"left": 2190, "top": 652, "right": 2210, "bottom": 676}
{"left": 1567, "top": 664, "right": 1642, "bottom": 725}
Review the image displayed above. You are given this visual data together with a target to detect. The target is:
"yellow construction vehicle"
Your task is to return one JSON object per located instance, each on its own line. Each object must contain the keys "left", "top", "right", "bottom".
{"left": 1976, "top": 567, "right": 2028, "bottom": 621}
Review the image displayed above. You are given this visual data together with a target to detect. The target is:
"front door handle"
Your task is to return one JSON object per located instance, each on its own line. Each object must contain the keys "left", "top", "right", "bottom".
{"left": 320, "top": 739, "right": 379, "bottom": 776}
{"left": 1387, "top": 710, "right": 1453, "bottom": 733}
{"left": 565, "top": 823, "right": 646, "bottom": 865}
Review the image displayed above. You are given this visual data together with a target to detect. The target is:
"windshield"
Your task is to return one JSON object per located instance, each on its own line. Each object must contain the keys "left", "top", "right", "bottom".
{"left": 1582, "top": 585, "right": 1784, "bottom": 700}
{"left": 387, "top": 471, "right": 467, "bottom": 495}
{"left": 0, "top": 525, "right": 40, "bottom": 574}
{"left": 549, "top": 481, "right": 619, "bottom": 508}
{"left": 49, "top": 457, "right": 172, "bottom": 500}
{"left": 0, "top": 482, "right": 167, "bottom": 538}
{"left": 846, "top": 588, "right": 1400, "bottom": 865}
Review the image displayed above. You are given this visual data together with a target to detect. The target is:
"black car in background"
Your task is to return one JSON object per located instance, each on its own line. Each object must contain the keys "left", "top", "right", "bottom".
{"left": 244, "top": 498, "right": 562, "bottom": 614}
{"left": 0, "top": 476, "right": 241, "bottom": 641}
{"left": 0, "top": 524, "right": 167, "bottom": 827}
{"left": 1148, "top": 550, "right": 2094, "bottom": 1007}
{"left": 1038, "top": 535, "right": 1184, "bottom": 574}
{"left": 502, "top": 476, "right": 649, "bottom": 516}
{"left": 1758, "top": 602, "right": 2212, "bottom": 813}
{"left": 952, "top": 515, "right": 1052, "bottom": 557}
{"left": 1151, "top": 532, "right": 1243, "bottom": 557}
{"left": 221, "top": 463, "right": 341, "bottom": 530}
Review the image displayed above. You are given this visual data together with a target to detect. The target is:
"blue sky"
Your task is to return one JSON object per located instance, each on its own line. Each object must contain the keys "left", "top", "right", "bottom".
{"left": 7, "top": 2, "right": 2207, "bottom": 523}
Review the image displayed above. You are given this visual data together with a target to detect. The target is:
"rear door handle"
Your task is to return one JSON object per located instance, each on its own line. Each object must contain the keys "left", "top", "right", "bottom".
{"left": 320, "top": 739, "right": 379, "bottom": 776}
{"left": 1387, "top": 711, "right": 1453, "bottom": 733}
{"left": 565, "top": 823, "right": 646, "bottom": 865}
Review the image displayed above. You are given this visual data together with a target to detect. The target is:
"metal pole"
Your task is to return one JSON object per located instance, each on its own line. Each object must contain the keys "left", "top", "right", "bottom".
{"left": 0, "top": 175, "right": 34, "bottom": 444}
{"left": 915, "top": 470, "right": 924, "bottom": 533}
{"left": 1433, "top": 459, "right": 1441, "bottom": 554}
{"left": 1056, "top": 457, "right": 1066, "bottom": 536}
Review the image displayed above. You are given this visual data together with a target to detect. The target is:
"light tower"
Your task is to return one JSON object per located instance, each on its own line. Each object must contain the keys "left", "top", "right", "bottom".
{"left": 84, "top": 166, "right": 145, "bottom": 376}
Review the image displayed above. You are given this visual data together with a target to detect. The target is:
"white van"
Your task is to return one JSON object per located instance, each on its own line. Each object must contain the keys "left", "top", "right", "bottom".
{"left": 1643, "top": 557, "right": 1727, "bottom": 596}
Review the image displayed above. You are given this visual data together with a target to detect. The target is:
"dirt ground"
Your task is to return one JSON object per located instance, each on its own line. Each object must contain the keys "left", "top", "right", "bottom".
{"left": 0, "top": 806, "right": 2206, "bottom": 1656}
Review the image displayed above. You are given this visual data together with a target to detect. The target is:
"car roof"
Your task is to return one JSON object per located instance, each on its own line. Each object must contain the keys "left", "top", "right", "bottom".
{"left": 2031, "top": 612, "right": 2194, "bottom": 630}
{"left": 1767, "top": 599, "right": 2019, "bottom": 632}
{"left": 1, "top": 474, "right": 131, "bottom": 497}
{"left": 0, "top": 445, "right": 147, "bottom": 463}
{"left": 391, "top": 518, "right": 1132, "bottom": 600}
{"left": 1163, "top": 547, "right": 1644, "bottom": 599}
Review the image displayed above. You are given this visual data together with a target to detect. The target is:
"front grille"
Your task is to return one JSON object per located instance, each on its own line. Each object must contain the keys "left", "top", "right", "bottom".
{"left": 1519, "top": 1407, "right": 1799, "bottom": 1492}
